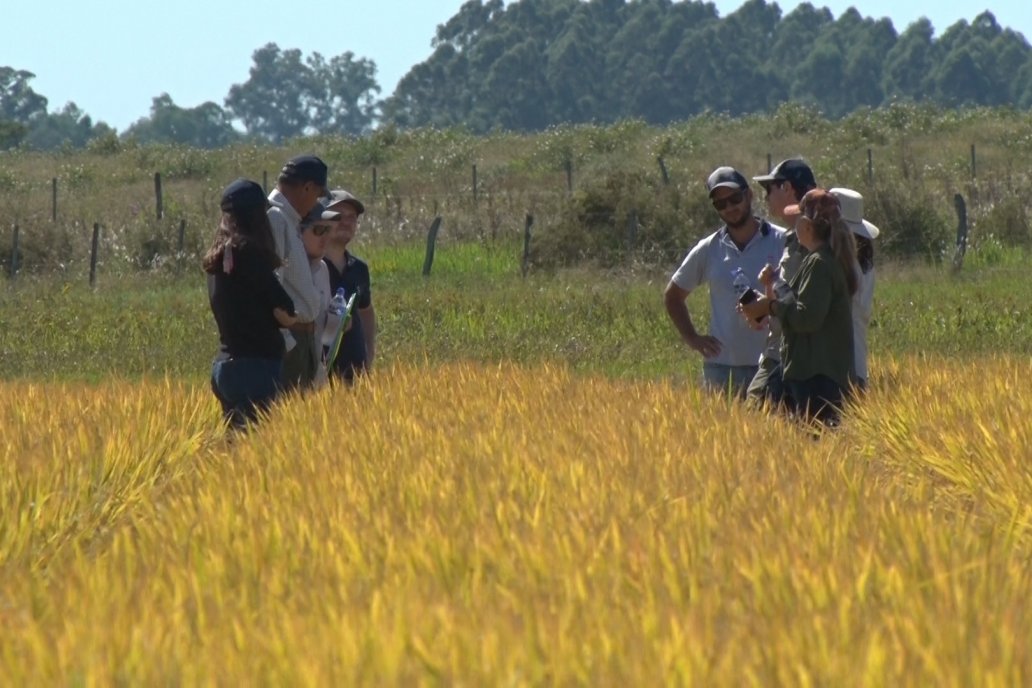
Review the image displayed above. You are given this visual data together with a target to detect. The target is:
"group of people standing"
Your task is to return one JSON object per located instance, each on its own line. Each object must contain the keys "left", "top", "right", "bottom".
{"left": 202, "top": 152, "right": 874, "bottom": 430}
{"left": 664, "top": 158, "right": 880, "bottom": 425}
{"left": 203, "top": 155, "right": 377, "bottom": 429}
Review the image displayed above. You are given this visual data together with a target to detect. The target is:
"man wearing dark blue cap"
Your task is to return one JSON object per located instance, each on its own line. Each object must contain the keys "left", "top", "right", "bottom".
{"left": 746, "top": 158, "right": 817, "bottom": 404}
{"left": 268, "top": 153, "right": 331, "bottom": 390}
{"left": 664, "top": 166, "right": 787, "bottom": 396}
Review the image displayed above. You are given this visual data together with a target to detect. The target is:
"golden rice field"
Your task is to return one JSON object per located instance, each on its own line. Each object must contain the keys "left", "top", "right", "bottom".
{"left": 1, "top": 358, "right": 1030, "bottom": 685}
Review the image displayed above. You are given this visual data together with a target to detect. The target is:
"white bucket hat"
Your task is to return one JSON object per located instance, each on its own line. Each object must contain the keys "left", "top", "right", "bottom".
{"left": 829, "top": 187, "right": 880, "bottom": 239}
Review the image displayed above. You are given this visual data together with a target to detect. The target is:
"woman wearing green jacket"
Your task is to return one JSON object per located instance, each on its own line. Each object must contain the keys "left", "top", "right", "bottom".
{"left": 740, "top": 188, "right": 858, "bottom": 424}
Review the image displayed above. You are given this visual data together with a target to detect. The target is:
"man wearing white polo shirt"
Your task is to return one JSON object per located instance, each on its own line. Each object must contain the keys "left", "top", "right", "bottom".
{"left": 664, "top": 166, "right": 787, "bottom": 397}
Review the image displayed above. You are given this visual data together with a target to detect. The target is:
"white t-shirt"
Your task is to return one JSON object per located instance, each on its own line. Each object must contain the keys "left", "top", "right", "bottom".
{"left": 852, "top": 266, "right": 875, "bottom": 381}
{"left": 671, "top": 220, "right": 787, "bottom": 367}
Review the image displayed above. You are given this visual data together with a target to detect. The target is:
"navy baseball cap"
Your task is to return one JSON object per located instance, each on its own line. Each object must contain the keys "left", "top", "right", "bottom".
{"left": 753, "top": 158, "right": 817, "bottom": 193}
{"left": 300, "top": 200, "right": 342, "bottom": 228}
{"left": 220, "top": 178, "right": 271, "bottom": 212}
{"left": 281, "top": 154, "right": 329, "bottom": 191}
{"left": 706, "top": 166, "right": 750, "bottom": 196}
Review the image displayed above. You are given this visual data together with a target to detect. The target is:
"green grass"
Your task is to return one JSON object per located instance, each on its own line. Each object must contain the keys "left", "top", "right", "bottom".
{"left": 3, "top": 240, "right": 1030, "bottom": 381}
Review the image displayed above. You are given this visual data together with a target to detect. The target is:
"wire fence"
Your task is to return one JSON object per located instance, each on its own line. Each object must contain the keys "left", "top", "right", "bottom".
{"left": 2, "top": 140, "right": 1028, "bottom": 285}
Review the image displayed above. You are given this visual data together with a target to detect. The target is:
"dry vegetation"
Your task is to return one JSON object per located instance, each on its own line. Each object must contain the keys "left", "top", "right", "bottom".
{"left": 2, "top": 358, "right": 1029, "bottom": 684}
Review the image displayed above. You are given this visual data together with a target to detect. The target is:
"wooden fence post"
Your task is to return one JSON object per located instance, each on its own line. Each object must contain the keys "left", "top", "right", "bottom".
{"left": 9, "top": 224, "right": 18, "bottom": 279}
{"left": 521, "top": 213, "right": 534, "bottom": 278}
{"left": 472, "top": 164, "right": 479, "bottom": 202}
{"left": 372, "top": 166, "right": 377, "bottom": 196}
{"left": 422, "top": 216, "right": 442, "bottom": 277}
{"left": 565, "top": 158, "right": 573, "bottom": 196}
{"left": 766, "top": 153, "right": 772, "bottom": 173}
{"left": 952, "top": 193, "right": 967, "bottom": 272}
{"left": 970, "top": 144, "right": 977, "bottom": 180}
{"left": 626, "top": 208, "right": 639, "bottom": 254}
{"left": 657, "top": 157, "right": 670, "bottom": 185}
{"left": 89, "top": 223, "right": 101, "bottom": 287}
{"left": 51, "top": 177, "right": 58, "bottom": 222}
{"left": 154, "top": 172, "right": 164, "bottom": 220}
{"left": 867, "top": 148, "right": 873, "bottom": 184}
{"left": 262, "top": 170, "right": 268, "bottom": 193}
{"left": 177, "top": 218, "right": 187, "bottom": 273}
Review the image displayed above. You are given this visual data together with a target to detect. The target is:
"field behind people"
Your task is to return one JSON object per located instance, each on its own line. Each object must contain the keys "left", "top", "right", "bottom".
{"left": 2, "top": 242, "right": 1032, "bottom": 683}
{"left": 1, "top": 103, "right": 1031, "bottom": 277}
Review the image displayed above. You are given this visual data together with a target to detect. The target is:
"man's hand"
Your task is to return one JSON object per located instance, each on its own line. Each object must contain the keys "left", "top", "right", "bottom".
{"left": 759, "top": 263, "right": 777, "bottom": 289}
{"left": 739, "top": 297, "right": 770, "bottom": 323}
{"left": 687, "top": 333, "right": 722, "bottom": 359}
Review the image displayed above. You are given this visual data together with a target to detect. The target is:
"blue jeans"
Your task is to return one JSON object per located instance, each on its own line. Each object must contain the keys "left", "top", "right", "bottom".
{"left": 702, "top": 363, "right": 758, "bottom": 399}
{"left": 211, "top": 357, "right": 283, "bottom": 430}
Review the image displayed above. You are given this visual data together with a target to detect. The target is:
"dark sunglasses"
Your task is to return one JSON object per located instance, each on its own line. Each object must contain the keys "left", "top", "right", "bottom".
{"left": 712, "top": 191, "right": 745, "bottom": 211}
{"left": 304, "top": 223, "right": 332, "bottom": 236}
{"left": 762, "top": 180, "right": 785, "bottom": 198}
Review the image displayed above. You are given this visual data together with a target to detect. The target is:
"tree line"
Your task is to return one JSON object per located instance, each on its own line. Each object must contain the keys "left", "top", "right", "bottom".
{"left": 3, "top": 0, "right": 1032, "bottom": 150}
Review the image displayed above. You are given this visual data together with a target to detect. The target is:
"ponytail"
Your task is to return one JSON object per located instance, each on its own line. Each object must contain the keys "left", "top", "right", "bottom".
{"left": 829, "top": 220, "right": 859, "bottom": 296}
{"left": 799, "top": 188, "right": 859, "bottom": 296}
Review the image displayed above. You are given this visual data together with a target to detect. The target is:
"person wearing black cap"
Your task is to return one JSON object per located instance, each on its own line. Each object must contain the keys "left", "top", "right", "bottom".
{"left": 268, "top": 154, "right": 331, "bottom": 391}
{"left": 746, "top": 158, "right": 818, "bottom": 405}
{"left": 664, "top": 166, "right": 787, "bottom": 397}
{"left": 203, "top": 178, "right": 298, "bottom": 430}
{"left": 739, "top": 189, "right": 857, "bottom": 425}
{"left": 322, "top": 189, "right": 376, "bottom": 382}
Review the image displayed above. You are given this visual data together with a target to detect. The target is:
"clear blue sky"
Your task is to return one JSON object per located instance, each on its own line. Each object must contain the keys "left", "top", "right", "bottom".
{"left": 5, "top": 0, "right": 1028, "bottom": 132}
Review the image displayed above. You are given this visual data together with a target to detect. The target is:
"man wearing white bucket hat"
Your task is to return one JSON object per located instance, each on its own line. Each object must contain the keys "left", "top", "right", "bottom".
{"left": 830, "top": 187, "right": 880, "bottom": 391}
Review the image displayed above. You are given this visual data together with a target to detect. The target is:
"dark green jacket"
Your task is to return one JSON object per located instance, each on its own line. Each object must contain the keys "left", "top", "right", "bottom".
{"left": 773, "top": 244, "right": 854, "bottom": 389}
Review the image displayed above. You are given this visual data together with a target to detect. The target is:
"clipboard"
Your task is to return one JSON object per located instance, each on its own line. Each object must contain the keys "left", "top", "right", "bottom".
{"left": 325, "top": 292, "right": 358, "bottom": 371}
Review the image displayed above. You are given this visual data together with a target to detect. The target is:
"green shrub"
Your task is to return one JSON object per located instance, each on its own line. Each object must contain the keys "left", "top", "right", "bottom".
{"left": 974, "top": 195, "right": 1031, "bottom": 247}
{"left": 865, "top": 182, "right": 951, "bottom": 261}
{"left": 528, "top": 170, "right": 714, "bottom": 270}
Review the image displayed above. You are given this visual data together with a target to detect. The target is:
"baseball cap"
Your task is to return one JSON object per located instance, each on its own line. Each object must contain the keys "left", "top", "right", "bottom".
{"left": 220, "top": 178, "right": 273, "bottom": 212}
{"left": 753, "top": 158, "right": 817, "bottom": 193}
{"left": 706, "top": 166, "right": 750, "bottom": 196}
{"left": 281, "top": 154, "right": 329, "bottom": 192}
{"left": 300, "top": 200, "right": 342, "bottom": 228}
{"left": 323, "top": 188, "right": 366, "bottom": 215}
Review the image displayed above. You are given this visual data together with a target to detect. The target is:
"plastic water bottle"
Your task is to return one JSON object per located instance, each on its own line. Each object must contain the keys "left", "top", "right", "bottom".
{"left": 731, "top": 267, "right": 758, "bottom": 305}
{"left": 772, "top": 274, "right": 793, "bottom": 301}
{"left": 328, "top": 287, "right": 347, "bottom": 316}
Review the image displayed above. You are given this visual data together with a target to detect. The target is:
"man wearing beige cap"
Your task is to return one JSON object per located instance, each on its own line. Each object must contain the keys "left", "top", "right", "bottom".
{"left": 322, "top": 189, "right": 377, "bottom": 382}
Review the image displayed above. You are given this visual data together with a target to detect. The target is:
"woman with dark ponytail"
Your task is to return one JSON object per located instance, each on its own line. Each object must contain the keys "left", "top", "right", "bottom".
{"left": 204, "top": 179, "right": 298, "bottom": 430}
{"left": 740, "top": 188, "right": 856, "bottom": 425}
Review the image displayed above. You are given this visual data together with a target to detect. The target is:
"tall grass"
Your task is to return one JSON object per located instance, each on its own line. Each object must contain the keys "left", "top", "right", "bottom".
{"left": 1, "top": 360, "right": 1029, "bottom": 684}
{"left": 2, "top": 242, "right": 1031, "bottom": 381}
{"left": 2, "top": 104, "right": 1030, "bottom": 274}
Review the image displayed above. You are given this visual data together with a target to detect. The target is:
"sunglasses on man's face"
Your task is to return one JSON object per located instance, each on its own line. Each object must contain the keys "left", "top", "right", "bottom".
{"left": 712, "top": 191, "right": 745, "bottom": 211}
{"left": 763, "top": 181, "right": 785, "bottom": 198}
